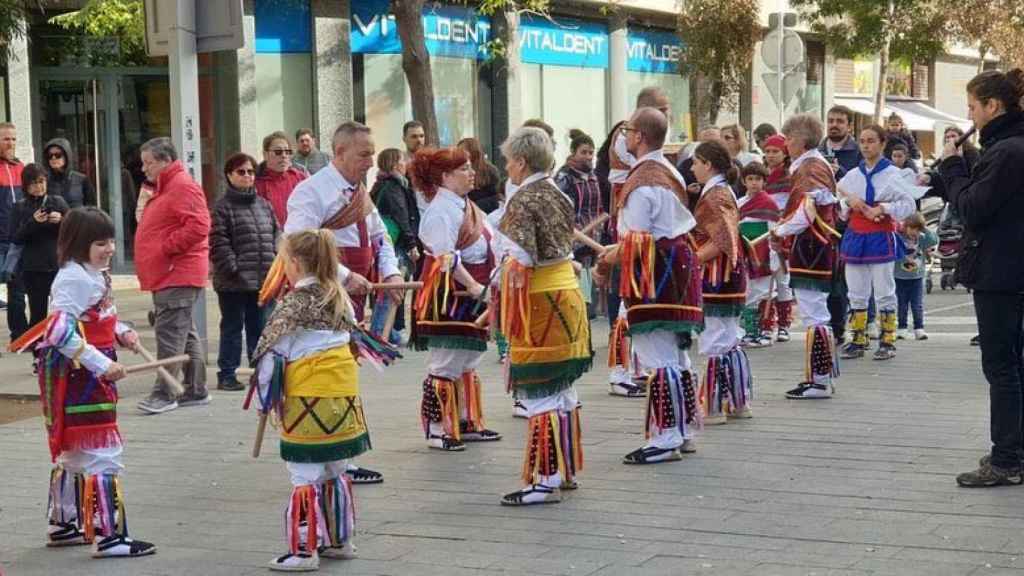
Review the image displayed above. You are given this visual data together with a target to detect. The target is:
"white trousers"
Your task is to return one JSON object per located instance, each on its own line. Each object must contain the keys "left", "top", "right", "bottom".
{"left": 428, "top": 348, "right": 484, "bottom": 380}
{"left": 58, "top": 446, "right": 124, "bottom": 476}
{"left": 845, "top": 261, "right": 897, "bottom": 311}
{"left": 699, "top": 317, "right": 743, "bottom": 356}
{"left": 287, "top": 459, "right": 349, "bottom": 487}
{"left": 772, "top": 265, "right": 794, "bottom": 302}
{"left": 794, "top": 288, "right": 831, "bottom": 327}
{"left": 746, "top": 276, "right": 772, "bottom": 306}
{"left": 631, "top": 329, "right": 694, "bottom": 447}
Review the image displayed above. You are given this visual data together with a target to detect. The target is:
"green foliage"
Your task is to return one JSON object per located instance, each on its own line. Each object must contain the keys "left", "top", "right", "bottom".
{"left": 790, "top": 0, "right": 948, "bottom": 64}
{"left": 0, "top": 1, "right": 41, "bottom": 64}
{"left": 49, "top": 0, "right": 146, "bottom": 66}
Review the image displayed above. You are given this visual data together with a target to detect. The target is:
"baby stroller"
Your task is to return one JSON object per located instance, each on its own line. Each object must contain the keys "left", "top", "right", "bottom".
{"left": 936, "top": 202, "right": 964, "bottom": 291}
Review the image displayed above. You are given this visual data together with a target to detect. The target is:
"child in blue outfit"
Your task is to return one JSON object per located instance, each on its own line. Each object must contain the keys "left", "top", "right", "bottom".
{"left": 894, "top": 212, "right": 937, "bottom": 340}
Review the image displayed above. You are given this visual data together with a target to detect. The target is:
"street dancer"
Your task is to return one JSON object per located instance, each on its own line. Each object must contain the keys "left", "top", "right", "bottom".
{"left": 596, "top": 107, "right": 703, "bottom": 463}
{"left": 771, "top": 114, "right": 842, "bottom": 399}
{"left": 836, "top": 125, "right": 916, "bottom": 361}
{"left": 737, "top": 161, "right": 780, "bottom": 348}
{"left": 412, "top": 146, "right": 501, "bottom": 451}
{"left": 498, "top": 126, "right": 592, "bottom": 505}
{"left": 762, "top": 135, "right": 795, "bottom": 342}
{"left": 691, "top": 140, "right": 754, "bottom": 424}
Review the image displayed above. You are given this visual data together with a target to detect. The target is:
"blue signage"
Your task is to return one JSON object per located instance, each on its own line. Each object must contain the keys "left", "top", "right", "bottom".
{"left": 351, "top": 0, "right": 491, "bottom": 59}
{"left": 627, "top": 28, "right": 683, "bottom": 74}
{"left": 518, "top": 15, "right": 608, "bottom": 68}
{"left": 255, "top": 0, "right": 312, "bottom": 53}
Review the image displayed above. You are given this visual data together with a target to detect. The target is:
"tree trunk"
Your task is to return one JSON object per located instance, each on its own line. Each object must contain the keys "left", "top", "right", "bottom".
{"left": 393, "top": 0, "right": 439, "bottom": 146}
{"left": 873, "top": 0, "right": 894, "bottom": 125}
{"left": 977, "top": 45, "right": 988, "bottom": 75}
{"left": 689, "top": 72, "right": 718, "bottom": 137}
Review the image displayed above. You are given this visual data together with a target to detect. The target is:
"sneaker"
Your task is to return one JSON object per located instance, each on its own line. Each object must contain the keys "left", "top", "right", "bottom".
{"left": 137, "top": 395, "right": 178, "bottom": 415}
{"left": 840, "top": 342, "right": 866, "bottom": 360}
{"left": 609, "top": 381, "right": 645, "bottom": 397}
{"left": 956, "top": 463, "right": 1024, "bottom": 488}
{"left": 740, "top": 334, "right": 758, "bottom": 348}
{"left": 756, "top": 333, "right": 774, "bottom": 347}
{"left": 896, "top": 329, "right": 910, "bottom": 340}
{"left": 873, "top": 343, "right": 896, "bottom": 361}
{"left": 319, "top": 541, "right": 357, "bottom": 560}
{"left": 786, "top": 382, "right": 832, "bottom": 399}
{"left": 867, "top": 323, "right": 880, "bottom": 340}
{"left": 914, "top": 329, "right": 929, "bottom": 340}
{"left": 776, "top": 327, "right": 790, "bottom": 343}
{"left": 92, "top": 535, "right": 157, "bottom": 558}
{"left": 46, "top": 522, "right": 88, "bottom": 547}
{"left": 178, "top": 392, "right": 212, "bottom": 407}
{"left": 217, "top": 378, "right": 245, "bottom": 391}
{"left": 728, "top": 406, "right": 753, "bottom": 419}
{"left": 512, "top": 400, "right": 528, "bottom": 419}
{"left": 268, "top": 552, "right": 319, "bottom": 572}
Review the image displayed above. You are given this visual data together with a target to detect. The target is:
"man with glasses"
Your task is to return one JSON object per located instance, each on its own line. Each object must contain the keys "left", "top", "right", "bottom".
{"left": 255, "top": 131, "right": 307, "bottom": 226}
{"left": 0, "top": 122, "right": 25, "bottom": 337}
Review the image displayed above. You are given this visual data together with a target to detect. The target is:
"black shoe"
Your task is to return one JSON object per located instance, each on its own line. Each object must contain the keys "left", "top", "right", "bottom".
{"left": 500, "top": 484, "right": 561, "bottom": 506}
{"left": 622, "top": 446, "right": 682, "bottom": 465}
{"left": 785, "top": 382, "right": 832, "bottom": 399}
{"left": 970, "top": 334, "right": 980, "bottom": 347}
{"left": 460, "top": 426, "right": 502, "bottom": 442}
{"left": 216, "top": 378, "right": 245, "bottom": 391}
{"left": 92, "top": 535, "right": 157, "bottom": 558}
{"left": 345, "top": 466, "right": 384, "bottom": 485}
{"left": 873, "top": 343, "right": 896, "bottom": 361}
{"left": 840, "top": 342, "right": 866, "bottom": 359}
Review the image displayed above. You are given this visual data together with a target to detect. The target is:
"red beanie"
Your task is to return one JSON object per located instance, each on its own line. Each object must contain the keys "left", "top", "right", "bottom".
{"left": 763, "top": 134, "right": 787, "bottom": 151}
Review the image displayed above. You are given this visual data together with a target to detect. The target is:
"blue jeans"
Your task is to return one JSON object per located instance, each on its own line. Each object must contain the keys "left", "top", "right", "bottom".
{"left": 216, "top": 291, "right": 265, "bottom": 381}
{"left": 895, "top": 278, "right": 924, "bottom": 330}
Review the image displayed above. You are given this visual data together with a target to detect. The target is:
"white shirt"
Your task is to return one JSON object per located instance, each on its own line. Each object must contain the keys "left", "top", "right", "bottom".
{"left": 608, "top": 132, "right": 637, "bottom": 185}
{"left": 285, "top": 162, "right": 401, "bottom": 282}
{"left": 256, "top": 277, "right": 351, "bottom": 391}
{"left": 418, "top": 187, "right": 491, "bottom": 266}
{"left": 837, "top": 161, "right": 916, "bottom": 222}
{"left": 617, "top": 150, "right": 696, "bottom": 241}
{"left": 48, "top": 261, "right": 131, "bottom": 375}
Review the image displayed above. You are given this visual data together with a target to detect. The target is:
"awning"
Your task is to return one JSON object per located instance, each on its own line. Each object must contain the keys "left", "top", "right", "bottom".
{"left": 832, "top": 97, "right": 971, "bottom": 132}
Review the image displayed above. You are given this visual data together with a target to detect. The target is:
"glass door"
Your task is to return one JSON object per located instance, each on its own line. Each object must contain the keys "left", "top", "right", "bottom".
{"left": 36, "top": 77, "right": 106, "bottom": 213}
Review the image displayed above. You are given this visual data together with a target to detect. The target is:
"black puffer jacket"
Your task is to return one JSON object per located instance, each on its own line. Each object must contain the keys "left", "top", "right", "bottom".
{"left": 43, "top": 138, "right": 94, "bottom": 208}
{"left": 11, "top": 193, "right": 70, "bottom": 272}
{"left": 209, "top": 185, "right": 279, "bottom": 292}
{"left": 942, "top": 110, "right": 1024, "bottom": 292}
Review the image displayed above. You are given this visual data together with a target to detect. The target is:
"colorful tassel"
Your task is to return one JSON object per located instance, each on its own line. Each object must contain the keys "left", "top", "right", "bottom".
{"left": 521, "top": 408, "right": 583, "bottom": 485}
{"left": 460, "top": 371, "right": 486, "bottom": 432}
{"left": 607, "top": 316, "right": 631, "bottom": 370}
{"left": 500, "top": 259, "right": 532, "bottom": 346}
{"left": 805, "top": 325, "right": 839, "bottom": 382}
{"left": 320, "top": 476, "right": 355, "bottom": 547}
{"left": 619, "top": 231, "right": 656, "bottom": 300}
{"left": 645, "top": 367, "right": 699, "bottom": 440}
{"left": 285, "top": 485, "right": 321, "bottom": 555}
{"left": 80, "top": 473, "right": 126, "bottom": 542}
{"left": 420, "top": 377, "right": 460, "bottom": 440}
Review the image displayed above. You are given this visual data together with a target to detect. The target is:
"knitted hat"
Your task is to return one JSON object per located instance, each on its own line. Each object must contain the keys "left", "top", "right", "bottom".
{"left": 763, "top": 134, "right": 787, "bottom": 151}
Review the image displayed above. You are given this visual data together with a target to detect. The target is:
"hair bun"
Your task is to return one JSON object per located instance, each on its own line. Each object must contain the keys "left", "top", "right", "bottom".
{"left": 568, "top": 128, "right": 586, "bottom": 141}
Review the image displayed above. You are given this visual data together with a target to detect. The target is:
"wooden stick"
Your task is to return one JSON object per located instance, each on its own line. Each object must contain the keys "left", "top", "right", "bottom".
{"left": 579, "top": 213, "right": 610, "bottom": 236}
{"left": 252, "top": 411, "right": 268, "bottom": 458}
{"left": 380, "top": 299, "right": 399, "bottom": 340}
{"left": 573, "top": 230, "right": 607, "bottom": 254}
{"left": 133, "top": 344, "right": 186, "bottom": 396}
{"left": 237, "top": 367, "right": 255, "bottom": 377}
{"left": 124, "top": 354, "right": 190, "bottom": 375}
{"left": 369, "top": 281, "right": 422, "bottom": 291}
{"left": 473, "top": 311, "right": 489, "bottom": 327}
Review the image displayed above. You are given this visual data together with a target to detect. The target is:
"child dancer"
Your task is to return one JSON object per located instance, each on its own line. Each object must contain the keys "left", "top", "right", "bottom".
{"left": 250, "top": 229, "right": 387, "bottom": 572}
{"left": 20, "top": 207, "right": 156, "bottom": 558}
{"left": 895, "top": 212, "right": 937, "bottom": 340}
{"left": 762, "top": 135, "right": 795, "bottom": 342}
{"left": 737, "top": 161, "right": 780, "bottom": 348}
{"left": 691, "top": 140, "right": 754, "bottom": 423}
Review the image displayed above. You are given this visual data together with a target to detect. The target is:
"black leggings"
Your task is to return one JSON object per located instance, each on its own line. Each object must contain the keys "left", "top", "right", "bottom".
{"left": 22, "top": 270, "right": 57, "bottom": 328}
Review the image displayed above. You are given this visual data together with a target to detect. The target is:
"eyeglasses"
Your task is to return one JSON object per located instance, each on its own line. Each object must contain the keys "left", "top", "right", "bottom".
{"left": 270, "top": 149, "right": 293, "bottom": 157}
{"left": 233, "top": 168, "right": 256, "bottom": 176}
{"left": 47, "top": 152, "right": 64, "bottom": 160}
{"left": 621, "top": 126, "right": 639, "bottom": 133}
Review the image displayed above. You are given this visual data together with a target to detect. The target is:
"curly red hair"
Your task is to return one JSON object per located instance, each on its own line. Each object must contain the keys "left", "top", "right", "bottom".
{"left": 409, "top": 147, "right": 469, "bottom": 201}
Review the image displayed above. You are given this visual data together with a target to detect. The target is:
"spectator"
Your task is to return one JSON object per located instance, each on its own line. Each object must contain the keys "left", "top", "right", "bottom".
{"left": 884, "top": 113, "right": 922, "bottom": 161}
{"left": 554, "top": 128, "right": 603, "bottom": 318}
{"left": 42, "top": 138, "right": 94, "bottom": 208}
{"left": 457, "top": 137, "right": 501, "bottom": 213}
{"left": 402, "top": 121, "right": 429, "bottom": 218}
{"left": 0, "top": 122, "right": 26, "bottom": 340}
{"left": 209, "top": 152, "right": 278, "bottom": 392}
{"left": 819, "top": 105, "right": 862, "bottom": 177}
{"left": 941, "top": 68, "right": 1024, "bottom": 487}
{"left": 722, "top": 124, "right": 761, "bottom": 166}
{"left": 888, "top": 143, "right": 914, "bottom": 172}
{"left": 293, "top": 128, "right": 331, "bottom": 175}
{"left": 894, "top": 212, "right": 937, "bottom": 340}
{"left": 255, "top": 131, "right": 307, "bottom": 226}
{"left": 370, "top": 147, "right": 420, "bottom": 341}
{"left": 753, "top": 122, "right": 778, "bottom": 153}
{"left": 677, "top": 126, "right": 722, "bottom": 195}
{"left": 134, "top": 137, "right": 211, "bottom": 415}
{"left": 10, "top": 163, "right": 69, "bottom": 329}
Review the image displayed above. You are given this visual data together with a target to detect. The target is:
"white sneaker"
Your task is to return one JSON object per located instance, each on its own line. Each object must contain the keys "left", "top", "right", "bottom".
{"left": 269, "top": 552, "right": 319, "bottom": 572}
{"left": 512, "top": 400, "right": 528, "bottom": 419}
{"left": 320, "top": 541, "right": 357, "bottom": 560}
{"left": 896, "top": 329, "right": 910, "bottom": 340}
{"left": 914, "top": 329, "right": 929, "bottom": 340}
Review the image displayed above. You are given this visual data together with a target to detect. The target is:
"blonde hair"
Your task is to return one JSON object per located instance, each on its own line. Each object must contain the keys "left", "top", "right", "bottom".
{"left": 282, "top": 229, "right": 353, "bottom": 327}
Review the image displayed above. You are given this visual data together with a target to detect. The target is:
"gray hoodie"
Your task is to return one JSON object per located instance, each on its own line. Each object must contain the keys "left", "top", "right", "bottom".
{"left": 43, "top": 137, "right": 94, "bottom": 209}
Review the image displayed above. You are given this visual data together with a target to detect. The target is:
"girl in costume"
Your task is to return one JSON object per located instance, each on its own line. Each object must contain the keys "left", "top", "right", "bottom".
{"left": 737, "top": 161, "right": 780, "bottom": 348}
{"left": 691, "top": 140, "right": 754, "bottom": 423}
{"left": 836, "top": 125, "right": 917, "bottom": 361}
{"left": 412, "top": 147, "right": 501, "bottom": 451}
{"left": 498, "top": 126, "right": 592, "bottom": 505}
{"left": 23, "top": 207, "right": 156, "bottom": 558}
{"left": 762, "top": 135, "right": 795, "bottom": 342}
{"left": 249, "top": 229, "right": 396, "bottom": 572}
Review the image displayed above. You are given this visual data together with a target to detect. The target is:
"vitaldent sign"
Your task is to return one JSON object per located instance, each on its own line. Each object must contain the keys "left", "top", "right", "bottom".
{"left": 627, "top": 28, "right": 683, "bottom": 74}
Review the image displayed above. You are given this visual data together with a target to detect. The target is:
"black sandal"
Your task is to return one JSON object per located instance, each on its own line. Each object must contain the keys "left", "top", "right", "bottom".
{"left": 560, "top": 479, "right": 579, "bottom": 491}
{"left": 427, "top": 434, "right": 465, "bottom": 451}
{"left": 500, "top": 485, "right": 561, "bottom": 506}
{"left": 610, "top": 381, "right": 646, "bottom": 397}
{"left": 345, "top": 466, "right": 384, "bottom": 485}
{"left": 461, "top": 427, "right": 502, "bottom": 442}
{"left": 622, "top": 446, "right": 682, "bottom": 465}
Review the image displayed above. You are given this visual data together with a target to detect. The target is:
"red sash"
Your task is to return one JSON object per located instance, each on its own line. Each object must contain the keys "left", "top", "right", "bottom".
{"left": 849, "top": 210, "right": 895, "bottom": 234}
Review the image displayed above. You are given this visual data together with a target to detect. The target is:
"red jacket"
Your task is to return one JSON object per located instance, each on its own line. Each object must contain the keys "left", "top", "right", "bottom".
{"left": 134, "top": 161, "right": 211, "bottom": 292}
{"left": 255, "top": 164, "right": 306, "bottom": 225}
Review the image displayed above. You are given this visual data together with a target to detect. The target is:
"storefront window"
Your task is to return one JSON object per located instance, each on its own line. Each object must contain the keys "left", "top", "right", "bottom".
{"left": 627, "top": 72, "right": 689, "bottom": 141}
{"left": 519, "top": 63, "right": 608, "bottom": 151}
{"left": 255, "top": 0, "right": 314, "bottom": 138}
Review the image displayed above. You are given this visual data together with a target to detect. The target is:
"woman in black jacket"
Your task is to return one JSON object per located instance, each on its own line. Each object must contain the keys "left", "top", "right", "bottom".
{"left": 941, "top": 69, "right": 1024, "bottom": 488}
{"left": 11, "top": 163, "right": 69, "bottom": 328}
{"left": 371, "top": 148, "right": 419, "bottom": 339}
{"left": 43, "top": 138, "right": 95, "bottom": 208}
{"left": 209, "top": 152, "right": 279, "bottom": 391}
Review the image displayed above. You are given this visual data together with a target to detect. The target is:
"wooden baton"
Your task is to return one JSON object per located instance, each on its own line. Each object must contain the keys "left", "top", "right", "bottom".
{"left": 369, "top": 281, "right": 423, "bottom": 291}
{"left": 573, "top": 230, "right": 607, "bottom": 254}
{"left": 579, "top": 213, "right": 610, "bottom": 236}
{"left": 252, "top": 411, "right": 269, "bottom": 458}
{"left": 132, "top": 344, "right": 186, "bottom": 396}
{"left": 124, "top": 354, "right": 190, "bottom": 376}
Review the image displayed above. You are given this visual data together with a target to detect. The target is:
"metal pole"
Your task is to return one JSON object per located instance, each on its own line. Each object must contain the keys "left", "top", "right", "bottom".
{"left": 168, "top": 0, "right": 208, "bottom": 359}
{"left": 93, "top": 78, "right": 102, "bottom": 211}
{"left": 777, "top": 2, "right": 785, "bottom": 128}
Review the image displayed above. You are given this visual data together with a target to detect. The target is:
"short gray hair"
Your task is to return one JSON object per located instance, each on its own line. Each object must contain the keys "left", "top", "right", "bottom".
{"left": 332, "top": 121, "right": 372, "bottom": 152}
{"left": 501, "top": 127, "right": 554, "bottom": 175}
{"left": 141, "top": 137, "right": 177, "bottom": 162}
{"left": 781, "top": 114, "right": 824, "bottom": 152}
{"left": 636, "top": 86, "right": 667, "bottom": 108}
